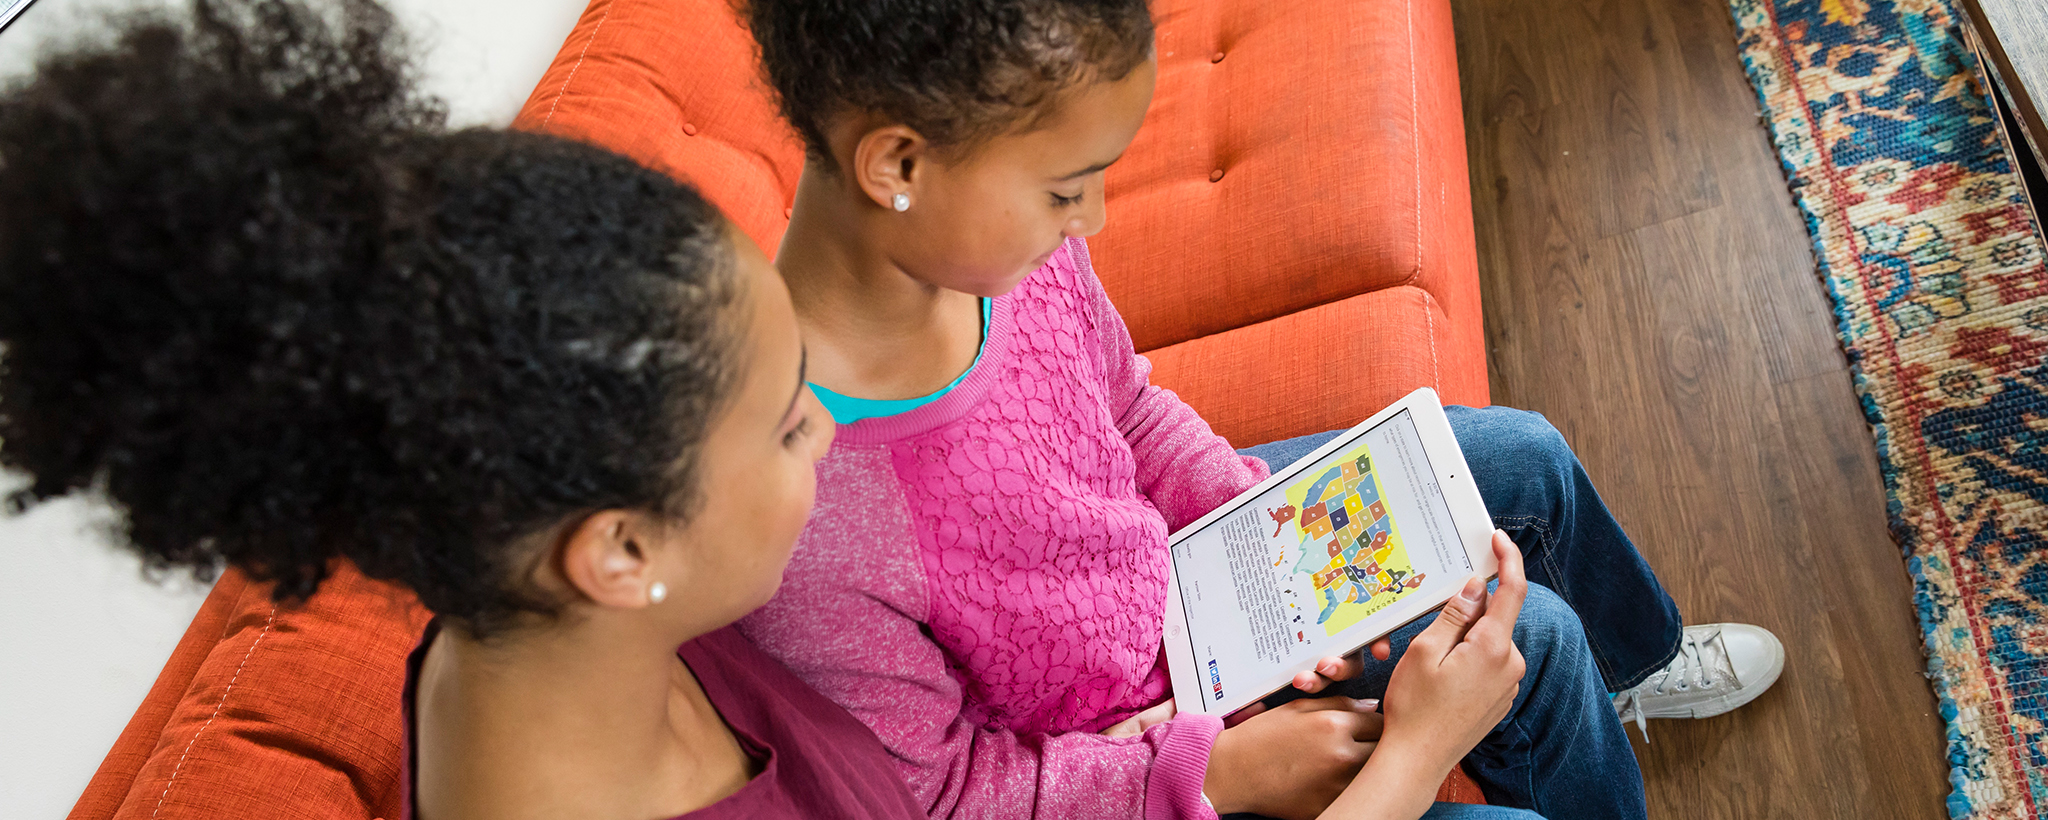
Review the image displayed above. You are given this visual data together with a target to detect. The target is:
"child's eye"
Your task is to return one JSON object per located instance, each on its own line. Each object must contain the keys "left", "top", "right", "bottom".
{"left": 782, "top": 417, "right": 811, "bottom": 448}
{"left": 1049, "top": 191, "right": 1083, "bottom": 208}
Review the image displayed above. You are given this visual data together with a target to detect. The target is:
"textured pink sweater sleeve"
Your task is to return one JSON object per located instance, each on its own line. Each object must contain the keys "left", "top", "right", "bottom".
{"left": 738, "top": 447, "right": 1225, "bottom": 820}
{"left": 1067, "top": 239, "right": 1270, "bottom": 531}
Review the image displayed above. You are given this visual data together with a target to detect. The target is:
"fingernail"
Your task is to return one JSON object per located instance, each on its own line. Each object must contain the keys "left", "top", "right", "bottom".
{"left": 1459, "top": 584, "right": 1483, "bottom": 603}
{"left": 1362, "top": 699, "right": 1379, "bottom": 709}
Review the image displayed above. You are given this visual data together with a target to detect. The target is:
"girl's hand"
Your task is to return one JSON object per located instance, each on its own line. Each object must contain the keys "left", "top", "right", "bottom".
{"left": 1319, "top": 530, "right": 1528, "bottom": 820}
{"left": 1202, "top": 695, "right": 1384, "bottom": 819}
{"left": 1291, "top": 649, "right": 1369, "bottom": 694}
{"left": 1099, "top": 698, "right": 1177, "bottom": 738}
{"left": 1379, "top": 530, "right": 1527, "bottom": 772}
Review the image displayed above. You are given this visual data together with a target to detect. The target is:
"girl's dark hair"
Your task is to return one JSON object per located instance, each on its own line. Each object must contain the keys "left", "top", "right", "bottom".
{"left": 0, "top": 0, "right": 743, "bottom": 635}
{"left": 745, "top": 0, "right": 1154, "bottom": 162}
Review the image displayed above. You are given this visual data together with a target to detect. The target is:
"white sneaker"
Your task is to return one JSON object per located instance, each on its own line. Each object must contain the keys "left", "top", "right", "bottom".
{"left": 1611, "top": 623, "right": 1784, "bottom": 741}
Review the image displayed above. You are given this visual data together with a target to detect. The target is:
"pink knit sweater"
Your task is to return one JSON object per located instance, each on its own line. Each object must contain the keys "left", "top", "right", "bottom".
{"left": 737, "top": 238, "right": 1270, "bottom": 819}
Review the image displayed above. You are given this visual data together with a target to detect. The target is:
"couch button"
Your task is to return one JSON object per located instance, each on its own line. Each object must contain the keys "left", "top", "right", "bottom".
{"left": 682, "top": 122, "right": 699, "bottom": 136}
{"left": 1210, "top": 51, "right": 1225, "bottom": 64}
{"left": 1209, "top": 168, "right": 1225, "bottom": 182}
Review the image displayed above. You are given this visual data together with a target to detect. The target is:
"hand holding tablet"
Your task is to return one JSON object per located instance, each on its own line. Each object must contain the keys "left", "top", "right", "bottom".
{"left": 1163, "top": 388, "right": 1501, "bottom": 718}
{"left": 1200, "top": 532, "right": 1531, "bottom": 820}
{"left": 1288, "top": 529, "right": 1527, "bottom": 700}
{"left": 1163, "top": 390, "right": 1537, "bottom": 819}
{"left": 1320, "top": 532, "right": 1530, "bottom": 820}
{"left": 1380, "top": 531, "right": 1529, "bottom": 772}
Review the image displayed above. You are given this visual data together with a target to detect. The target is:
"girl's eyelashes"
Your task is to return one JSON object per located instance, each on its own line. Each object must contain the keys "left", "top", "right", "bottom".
{"left": 782, "top": 416, "right": 812, "bottom": 448}
{"left": 1049, "top": 190, "right": 1084, "bottom": 208}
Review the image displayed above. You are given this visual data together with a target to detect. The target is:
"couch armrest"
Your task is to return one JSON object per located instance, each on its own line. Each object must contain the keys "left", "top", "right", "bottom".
{"left": 67, "top": 572, "right": 247, "bottom": 820}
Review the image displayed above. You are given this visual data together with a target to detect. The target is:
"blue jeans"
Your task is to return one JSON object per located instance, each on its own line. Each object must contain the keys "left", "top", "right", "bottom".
{"left": 1231, "top": 406, "right": 1667, "bottom": 818}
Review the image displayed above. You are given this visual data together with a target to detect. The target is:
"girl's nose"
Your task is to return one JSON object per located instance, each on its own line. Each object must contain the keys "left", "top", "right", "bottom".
{"left": 1065, "top": 181, "right": 1107, "bottom": 238}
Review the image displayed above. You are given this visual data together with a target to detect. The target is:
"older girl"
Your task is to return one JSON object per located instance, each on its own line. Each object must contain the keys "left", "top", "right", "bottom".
{"left": 0, "top": 2, "right": 913, "bottom": 817}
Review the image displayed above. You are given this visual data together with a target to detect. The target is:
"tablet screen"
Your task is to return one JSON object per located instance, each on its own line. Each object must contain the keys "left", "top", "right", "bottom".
{"left": 1169, "top": 408, "right": 1475, "bottom": 708}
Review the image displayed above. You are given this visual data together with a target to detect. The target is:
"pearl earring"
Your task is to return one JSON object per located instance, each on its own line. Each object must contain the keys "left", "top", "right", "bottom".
{"left": 892, "top": 193, "right": 910, "bottom": 212}
{"left": 647, "top": 581, "right": 667, "bottom": 604}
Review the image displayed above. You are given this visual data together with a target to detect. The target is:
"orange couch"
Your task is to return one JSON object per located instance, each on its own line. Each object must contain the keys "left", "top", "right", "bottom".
{"left": 67, "top": 0, "right": 1490, "bottom": 817}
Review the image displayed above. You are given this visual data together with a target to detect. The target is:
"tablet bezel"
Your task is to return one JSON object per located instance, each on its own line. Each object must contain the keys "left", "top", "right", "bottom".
{"left": 1161, "top": 387, "right": 1499, "bottom": 718}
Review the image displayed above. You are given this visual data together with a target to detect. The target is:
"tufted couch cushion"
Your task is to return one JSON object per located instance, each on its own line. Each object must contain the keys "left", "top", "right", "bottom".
{"left": 1096, "top": 0, "right": 1480, "bottom": 352}
{"left": 69, "top": 0, "right": 1492, "bottom": 815}
{"left": 1115, "top": 0, "right": 1488, "bottom": 446}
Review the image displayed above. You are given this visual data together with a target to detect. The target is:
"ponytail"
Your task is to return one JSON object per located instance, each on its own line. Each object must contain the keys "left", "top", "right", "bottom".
{"left": 0, "top": 0, "right": 742, "bottom": 635}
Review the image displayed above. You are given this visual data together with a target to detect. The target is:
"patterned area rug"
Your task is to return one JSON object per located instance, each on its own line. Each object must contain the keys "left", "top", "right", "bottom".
{"left": 1728, "top": 0, "right": 2048, "bottom": 815}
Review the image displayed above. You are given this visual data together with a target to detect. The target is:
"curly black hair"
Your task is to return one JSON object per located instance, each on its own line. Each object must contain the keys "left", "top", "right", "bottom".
{"left": 0, "top": 0, "right": 743, "bottom": 636}
{"left": 744, "top": 0, "right": 1154, "bottom": 163}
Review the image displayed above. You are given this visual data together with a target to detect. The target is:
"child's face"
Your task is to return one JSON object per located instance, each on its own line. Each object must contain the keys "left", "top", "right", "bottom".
{"left": 664, "top": 227, "right": 835, "bottom": 620}
{"left": 897, "top": 58, "right": 1157, "bottom": 297}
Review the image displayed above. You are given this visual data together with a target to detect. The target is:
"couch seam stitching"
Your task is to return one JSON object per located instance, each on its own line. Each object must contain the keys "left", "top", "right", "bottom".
{"left": 541, "top": 3, "right": 614, "bottom": 128}
{"left": 1407, "top": 0, "right": 1423, "bottom": 290}
{"left": 152, "top": 605, "right": 276, "bottom": 819}
{"left": 1424, "top": 289, "right": 1440, "bottom": 389}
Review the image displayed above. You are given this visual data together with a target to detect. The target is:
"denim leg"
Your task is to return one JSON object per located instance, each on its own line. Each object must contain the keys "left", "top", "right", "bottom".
{"left": 1225, "top": 803, "right": 1544, "bottom": 820}
{"left": 1419, "top": 805, "right": 1545, "bottom": 819}
{"left": 1237, "top": 429, "right": 1349, "bottom": 481}
{"left": 1252, "top": 584, "right": 1646, "bottom": 820}
{"left": 1237, "top": 406, "right": 1683, "bottom": 691}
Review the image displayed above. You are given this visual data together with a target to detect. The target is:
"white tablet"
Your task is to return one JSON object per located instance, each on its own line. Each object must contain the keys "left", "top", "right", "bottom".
{"left": 1163, "top": 388, "right": 1498, "bottom": 717}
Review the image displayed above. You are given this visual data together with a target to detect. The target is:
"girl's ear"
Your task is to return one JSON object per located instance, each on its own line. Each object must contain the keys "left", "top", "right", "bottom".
{"left": 852, "top": 124, "right": 928, "bottom": 211}
{"left": 558, "top": 510, "right": 662, "bottom": 609}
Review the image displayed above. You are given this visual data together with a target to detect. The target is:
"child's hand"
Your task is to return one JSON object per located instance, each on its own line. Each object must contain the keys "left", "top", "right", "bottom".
{"left": 1375, "top": 531, "right": 1529, "bottom": 786}
{"left": 1289, "top": 641, "right": 1388, "bottom": 694}
{"left": 1099, "top": 698, "right": 1177, "bottom": 738}
{"left": 1292, "top": 602, "right": 1428, "bottom": 695}
{"left": 1202, "top": 695, "right": 1384, "bottom": 819}
{"left": 1299, "top": 532, "right": 1528, "bottom": 820}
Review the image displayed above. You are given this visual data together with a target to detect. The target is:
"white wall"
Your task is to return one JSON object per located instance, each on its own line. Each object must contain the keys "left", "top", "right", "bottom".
{"left": 0, "top": 2, "right": 587, "bottom": 817}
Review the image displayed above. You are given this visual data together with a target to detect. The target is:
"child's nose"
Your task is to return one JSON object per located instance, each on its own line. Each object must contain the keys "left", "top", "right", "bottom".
{"left": 1065, "top": 179, "right": 1108, "bottom": 238}
{"left": 1065, "top": 199, "right": 1106, "bottom": 238}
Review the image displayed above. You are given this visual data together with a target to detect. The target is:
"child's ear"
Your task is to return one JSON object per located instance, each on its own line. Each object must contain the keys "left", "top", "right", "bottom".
{"left": 852, "top": 124, "right": 928, "bottom": 210}
{"left": 558, "top": 510, "right": 661, "bottom": 609}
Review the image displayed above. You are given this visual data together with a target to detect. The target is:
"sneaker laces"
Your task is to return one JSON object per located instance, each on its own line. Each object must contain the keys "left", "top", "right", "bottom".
{"left": 1613, "top": 627, "right": 1730, "bottom": 742}
{"left": 1614, "top": 688, "right": 1648, "bottom": 742}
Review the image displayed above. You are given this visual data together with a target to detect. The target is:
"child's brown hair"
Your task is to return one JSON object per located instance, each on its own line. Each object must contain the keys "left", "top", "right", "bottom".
{"left": 745, "top": 0, "right": 1154, "bottom": 162}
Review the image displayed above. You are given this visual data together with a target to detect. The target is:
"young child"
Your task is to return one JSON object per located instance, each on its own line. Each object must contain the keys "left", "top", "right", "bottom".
{"left": 0, "top": 3, "right": 915, "bottom": 818}
{"left": 732, "top": 1, "right": 1779, "bottom": 817}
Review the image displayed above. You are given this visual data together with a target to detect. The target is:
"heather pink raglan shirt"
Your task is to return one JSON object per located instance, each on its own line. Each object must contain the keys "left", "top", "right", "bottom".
{"left": 737, "top": 238, "right": 1270, "bottom": 820}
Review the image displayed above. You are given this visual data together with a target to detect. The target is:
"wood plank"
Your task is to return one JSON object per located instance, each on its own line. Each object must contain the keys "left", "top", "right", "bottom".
{"left": 1958, "top": 0, "right": 2048, "bottom": 173}
{"left": 1450, "top": 0, "right": 1953, "bottom": 814}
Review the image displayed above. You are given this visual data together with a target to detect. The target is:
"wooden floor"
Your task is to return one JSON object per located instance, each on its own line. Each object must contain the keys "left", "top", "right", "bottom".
{"left": 1447, "top": 0, "right": 1953, "bottom": 815}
